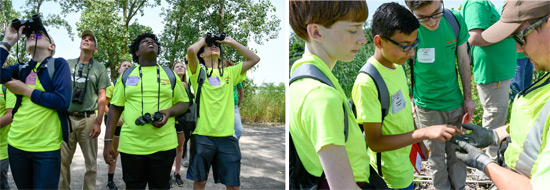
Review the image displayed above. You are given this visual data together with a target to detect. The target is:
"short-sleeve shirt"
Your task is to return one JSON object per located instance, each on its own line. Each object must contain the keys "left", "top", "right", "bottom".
{"left": 0, "top": 84, "right": 16, "bottom": 160}
{"left": 9, "top": 64, "right": 62, "bottom": 152}
{"left": 67, "top": 58, "right": 111, "bottom": 112}
{"left": 351, "top": 57, "right": 414, "bottom": 188}
{"left": 234, "top": 82, "right": 243, "bottom": 106}
{"left": 289, "top": 54, "right": 371, "bottom": 182}
{"left": 111, "top": 65, "right": 189, "bottom": 155}
{"left": 412, "top": 9, "right": 469, "bottom": 111}
{"left": 106, "top": 81, "right": 114, "bottom": 99}
{"left": 189, "top": 63, "right": 246, "bottom": 137}
{"left": 462, "top": 0, "right": 517, "bottom": 84}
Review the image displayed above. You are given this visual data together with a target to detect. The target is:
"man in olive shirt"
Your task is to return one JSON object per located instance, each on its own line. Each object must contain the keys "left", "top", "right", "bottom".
{"left": 60, "top": 30, "right": 111, "bottom": 190}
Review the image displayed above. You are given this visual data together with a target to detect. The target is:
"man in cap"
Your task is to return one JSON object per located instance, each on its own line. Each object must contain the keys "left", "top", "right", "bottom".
{"left": 451, "top": 1, "right": 550, "bottom": 189}
{"left": 60, "top": 30, "right": 111, "bottom": 190}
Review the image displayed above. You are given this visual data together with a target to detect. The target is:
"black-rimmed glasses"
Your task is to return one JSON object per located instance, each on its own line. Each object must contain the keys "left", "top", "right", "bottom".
{"left": 512, "top": 15, "right": 550, "bottom": 47}
{"left": 415, "top": 2, "right": 445, "bottom": 23}
{"left": 381, "top": 36, "right": 420, "bottom": 52}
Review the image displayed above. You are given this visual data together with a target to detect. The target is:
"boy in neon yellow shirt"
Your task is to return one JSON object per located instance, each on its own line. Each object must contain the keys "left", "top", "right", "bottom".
{"left": 289, "top": 1, "right": 374, "bottom": 189}
{"left": 352, "top": 3, "right": 461, "bottom": 189}
{"left": 185, "top": 30, "right": 259, "bottom": 189}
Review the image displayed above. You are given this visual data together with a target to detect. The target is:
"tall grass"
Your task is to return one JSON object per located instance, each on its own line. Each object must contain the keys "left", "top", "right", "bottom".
{"left": 240, "top": 81, "right": 285, "bottom": 124}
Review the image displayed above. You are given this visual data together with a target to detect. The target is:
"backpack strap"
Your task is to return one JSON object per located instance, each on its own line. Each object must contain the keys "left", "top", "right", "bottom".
{"left": 121, "top": 67, "right": 136, "bottom": 87}
{"left": 2, "top": 85, "right": 6, "bottom": 101}
{"left": 358, "top": 62, "right": 390, "bottom": 177}
{"left": 444, "top": 9, "right": 460, "bottom": 43}
{"left": 195, "top": 66, "right": 206, "bottom": 117}
{"left": 161, "top": 65, "right": 176, "bottom": 96}
{"left": 289, "top": 64, "right": 349, "bottom": 141}
{"left": 46, "top": 58, "right": 56, "bottom": 80}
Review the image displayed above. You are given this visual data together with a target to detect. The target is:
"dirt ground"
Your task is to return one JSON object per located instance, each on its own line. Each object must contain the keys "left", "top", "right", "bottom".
{"left": 6, "top": 124, "right": 285, "bottom": 189}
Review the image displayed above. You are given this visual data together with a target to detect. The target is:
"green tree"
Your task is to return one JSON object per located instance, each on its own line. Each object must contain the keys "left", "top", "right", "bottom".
{"left": 160, "top": 0, "right": 280, "bottom": 68}
{"left": 67, "top": 0, "right": 159, "bottom": 80}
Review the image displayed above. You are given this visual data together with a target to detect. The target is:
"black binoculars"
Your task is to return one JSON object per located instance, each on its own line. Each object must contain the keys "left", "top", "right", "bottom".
{"left": 135, "top": 112, "right": 164, "bottom": 126}
{"left": 205, "top": 32, "right": 226, "bottom": 47}
{"left": 72, "top": 86, "right": 86, "bottom": 104}
{"left": 11, "top": 14, "right": 47, "bottom": 38}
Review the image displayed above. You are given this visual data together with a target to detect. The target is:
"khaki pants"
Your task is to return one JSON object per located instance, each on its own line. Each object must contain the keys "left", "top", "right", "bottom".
{"left": 477, "top": 79, "right": 511, "bottom": 157}
{"left": 414, "top": 106, "right": 466, "bottom": 190}
{"left": 59, "top": 114, "right": 98, "bottom": 190}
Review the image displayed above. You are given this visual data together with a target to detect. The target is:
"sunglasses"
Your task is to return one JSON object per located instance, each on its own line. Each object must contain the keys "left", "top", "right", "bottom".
{"left": 415, "top": 2, "right": 445, "bottom": 23}
{"left": 512, "top": 15, "right": 549, "bottom": 47}
{"left": 381, "top": 36, "right": 420, "bottom": 52}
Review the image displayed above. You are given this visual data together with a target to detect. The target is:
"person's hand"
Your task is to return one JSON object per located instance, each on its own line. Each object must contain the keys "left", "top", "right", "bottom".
{"left": 3, "top": 23, "right": 24, "bottom": 46}
{"left": 117, "top": 118, "right": 124, "bottom": 126}
{"left": 451, "top": 123, "right": 498, "bottom": 148}
{"left": 89, "top": 122, "right": 101, "bottom": 138}
{"left": 152, "top": 110, "right": 169, "bottom": 128}
{"left": 103, "top": 141, "right": 115, "bottom": 165}
{"left": 463, "top": 98, "right": 476, "bottom": 122}
{"left": 454, "top": 140, "right": 495, "bottom": 172}
{"left": 421, "top": 124, "right": 462, "bottom": 142}
{"left": 217, "top": 36, "right": 235, "bottom": 45}
{"left": 4, "top": 79, "right": 33, "bottom": 97}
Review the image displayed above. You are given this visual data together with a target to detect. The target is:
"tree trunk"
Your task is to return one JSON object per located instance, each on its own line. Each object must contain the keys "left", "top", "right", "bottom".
{"left": 219, "top": 0, "right": 224, "bottom": 33}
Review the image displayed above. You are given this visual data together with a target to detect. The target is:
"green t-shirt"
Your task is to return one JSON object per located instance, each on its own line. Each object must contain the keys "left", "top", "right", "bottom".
{"left": 505, "top": 74, "right": 550, "bottom": 177}
{"left": 289, "top": 54, "right": 371, "bottom": 182}
{"left": 413, "top": 9, "right": 469, "bottom": 111}
{"left": 9, "top": 64, "right": 62, "bottom": 152}
{"left": 497, "top": 3, "right": 525, "bottom": 60}
{"left": 67, "top": 58, "right": 111, "bottom": 112}
{"left": 111, "top": 65, "right": 189, "bottom": 155}
{"left": 0, "top": 85, "right": 16, "bottom": 159}
{"left": 233, "top": 82, "right": 243, "bottom": 106}
{"left": 189, "top": 63, "right": 246, "bottom": 137}
{"left": 462, "top": 0, "right": 517, "bottom": 84}
{"left": 351, "top": 57, "right": 414, "bottom": 188}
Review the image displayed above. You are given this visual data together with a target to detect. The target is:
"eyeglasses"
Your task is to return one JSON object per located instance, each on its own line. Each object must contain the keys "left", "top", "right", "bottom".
{"left": 512, "top": 15, "right": 549, "bottom": 47}
{"left": 381, "top": 36, "right": 420, "bottom": 52}
{"left": 415, "top": 2, "right": 445, "bottom": 23}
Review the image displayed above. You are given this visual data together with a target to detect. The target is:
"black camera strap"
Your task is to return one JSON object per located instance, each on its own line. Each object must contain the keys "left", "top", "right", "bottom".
{"left": 138, "top": 65, "right": 161, "bottom": 116}
{"left": 72, "top": 58, "right": 93, "bottom": 102}
{"left": 205, "top": 47, "right": 224, "bottom": 78}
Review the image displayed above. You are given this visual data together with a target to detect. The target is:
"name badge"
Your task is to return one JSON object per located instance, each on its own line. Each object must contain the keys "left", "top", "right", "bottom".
{"left": 126, "top": 76, "right": 140, "bottom": 86}
{"left": 25, "top": 72, "right": 37, "bottom": 85}
{"left": 209, "top": 77, "right": 221, "bottom": 86}
{"left": 391, "top": 89, "right": 406, "bottom": 114}
{"left": 417, "top": 48, "right": 435, "bottom": 63}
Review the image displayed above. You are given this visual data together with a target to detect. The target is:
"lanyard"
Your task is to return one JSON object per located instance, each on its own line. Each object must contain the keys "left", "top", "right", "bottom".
{"left": 138, "top": 65, "right": 161, "bottom": 116}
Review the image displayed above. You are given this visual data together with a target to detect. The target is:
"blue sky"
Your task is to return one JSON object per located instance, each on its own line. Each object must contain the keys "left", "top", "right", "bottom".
{"left": 13, "top": 0, "right": 287, "bottom": 86}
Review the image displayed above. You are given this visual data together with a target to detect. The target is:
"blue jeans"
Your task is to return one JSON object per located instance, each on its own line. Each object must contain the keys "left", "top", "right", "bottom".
{"left": 8, "top": 145, "right": 61, "bottom": 189}
{"left": 510, "top": 58, "right": 534, "bottom": 100}
{"left": 390, "top": 182, "right": 413, "bottom": 190}
{"left": 234, "top": 105, "right": 243, "bottom": 140}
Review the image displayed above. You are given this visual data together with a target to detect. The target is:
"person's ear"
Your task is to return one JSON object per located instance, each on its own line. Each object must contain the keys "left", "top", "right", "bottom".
{"left": 48, "top": 43, "right": 56, "bottom": 53}
{"left": 307, "top": 23, "right": 324, "bottom": 43}
{"left": 373, "top": 35, "right": 383, "bottom": 49}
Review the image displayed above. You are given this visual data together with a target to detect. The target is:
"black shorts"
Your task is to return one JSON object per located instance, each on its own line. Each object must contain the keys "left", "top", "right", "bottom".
{"left": 186, "top": 135, "right": 241, "bottom": 186}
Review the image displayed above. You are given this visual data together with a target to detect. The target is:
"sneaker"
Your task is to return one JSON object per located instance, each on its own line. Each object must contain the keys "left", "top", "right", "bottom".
{"left": 174, "top": 173, "right": 184, "bottom": 186}
{"left": 183, "top": 160, "right": 189, "bottom": 167}
{"left": 107, "top": 181, "right": 118, "bottom": 190}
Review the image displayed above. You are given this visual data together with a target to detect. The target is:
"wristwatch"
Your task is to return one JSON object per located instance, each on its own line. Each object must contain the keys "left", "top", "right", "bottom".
{"left": 0, "top": 41, "right": 11, "bottom": 51}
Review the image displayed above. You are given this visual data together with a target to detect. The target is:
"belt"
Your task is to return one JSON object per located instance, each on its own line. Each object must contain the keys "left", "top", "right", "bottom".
{"left": 69, "top": 111, "right": 95, "bottom": 118}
